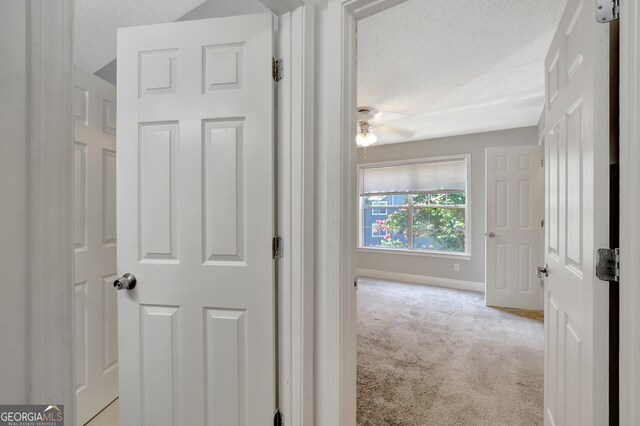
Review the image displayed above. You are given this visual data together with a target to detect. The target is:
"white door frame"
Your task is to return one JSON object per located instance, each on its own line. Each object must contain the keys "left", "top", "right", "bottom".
{"left": 312, "top": 1, "right": 405, "bottom": 424}
{"left": 23, "top": 0, "right": 75, "bottom": 414}
{"left": 274, "top": 4, "right": 317, "bottom": 425}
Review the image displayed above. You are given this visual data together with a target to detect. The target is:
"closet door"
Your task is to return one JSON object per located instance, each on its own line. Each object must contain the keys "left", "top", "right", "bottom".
{"left": 74, "top": 66, "right": 118, "bottom": 425}
{"left": 116, "top": 14, "right": 276, "bottom": 425}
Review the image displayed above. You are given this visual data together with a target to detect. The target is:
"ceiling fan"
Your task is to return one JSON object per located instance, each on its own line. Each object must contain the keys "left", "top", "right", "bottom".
{"left": 356, "top": 106, "right": 416, "bottom": 147}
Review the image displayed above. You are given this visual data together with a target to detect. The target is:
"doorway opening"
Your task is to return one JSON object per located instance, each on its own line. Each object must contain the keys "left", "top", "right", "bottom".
{"left": 351, "top": 1, "right": 561, "bottom": 424}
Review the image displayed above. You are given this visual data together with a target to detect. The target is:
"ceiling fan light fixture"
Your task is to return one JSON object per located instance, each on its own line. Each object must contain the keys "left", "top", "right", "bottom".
{"left": 356, "top": 121, "right": 378, "bottom": 147}
{"left": 356, "top": 131, "right": 377, "bottom": 147}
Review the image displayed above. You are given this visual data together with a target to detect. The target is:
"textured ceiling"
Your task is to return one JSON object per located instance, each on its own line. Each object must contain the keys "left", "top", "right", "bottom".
{"left": 75, "top": 0, "right": 207, "bottom": 72}
{"left": 357, "top": 0, "right": 567, "bottom": 144}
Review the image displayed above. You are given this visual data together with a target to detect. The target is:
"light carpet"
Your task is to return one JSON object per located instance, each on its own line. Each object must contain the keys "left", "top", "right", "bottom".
{"left": 357, "top": 278, "right": 544, "bottom": 426}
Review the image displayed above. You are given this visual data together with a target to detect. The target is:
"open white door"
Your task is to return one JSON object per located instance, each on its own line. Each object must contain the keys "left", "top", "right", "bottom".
{"left": 116, "top": 14, "right": 275, "bottom": 425}
{"left": 74, "top": 67, "right": 118, "bottom": 425}
{"left": 543, "top": 0, "right": 610, "bottom": 425}
{"left": 485, "top": 145, "right": 544, "bottom": 310}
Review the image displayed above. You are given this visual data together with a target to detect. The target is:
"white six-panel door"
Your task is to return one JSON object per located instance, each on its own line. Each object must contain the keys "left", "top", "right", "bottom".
{"left": 116, "top": 14, "right": 275, "bottom": 425}
{"left": 74, "top": 67, "right": 119, "bottom": 425}
{"left": 543, "top": 0, "right": 610, "bottom": 425}
{"left": 485, "top": 145, "right": 544, "bottom": 310}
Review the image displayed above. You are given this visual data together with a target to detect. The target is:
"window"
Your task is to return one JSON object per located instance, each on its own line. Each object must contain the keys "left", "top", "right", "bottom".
{"left": 371, "top": 222, "right": 388, "bottom": 238}
{"left": 371, "top": 200, "right": 388, "bottom": 215}
{"left": 359, "top": 156, "right": 470, "bottom": 255}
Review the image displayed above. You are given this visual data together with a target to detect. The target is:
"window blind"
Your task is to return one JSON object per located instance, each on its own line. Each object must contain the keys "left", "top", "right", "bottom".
{"left": 360, "top": 159, "right": 467, "bottom": 195}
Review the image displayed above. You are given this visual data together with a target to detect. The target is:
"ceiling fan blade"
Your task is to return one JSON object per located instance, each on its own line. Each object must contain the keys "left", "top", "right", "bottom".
{"left": 376, "top": 124, "right": 416, "bottom": 138}
{"left": 373, "top": 110, "right": 408, "bottom": 123}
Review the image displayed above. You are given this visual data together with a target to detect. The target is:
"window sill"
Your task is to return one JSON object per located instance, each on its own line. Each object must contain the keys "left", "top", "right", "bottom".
{"left": 357, "top": 247, "right": 471, "bottom": 260}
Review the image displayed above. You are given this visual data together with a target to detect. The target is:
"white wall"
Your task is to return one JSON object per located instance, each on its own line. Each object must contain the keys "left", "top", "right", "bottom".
{"left": 0, "top": 0, "right": 29, "bottom": 403}
{"left": 357, "top": 126, "right": 539, "bottom": 287}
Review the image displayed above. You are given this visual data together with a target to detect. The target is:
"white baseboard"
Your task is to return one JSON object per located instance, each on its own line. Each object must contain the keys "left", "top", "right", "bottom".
{"left": 357, "top": 268, "right": 485, "bottom": 293}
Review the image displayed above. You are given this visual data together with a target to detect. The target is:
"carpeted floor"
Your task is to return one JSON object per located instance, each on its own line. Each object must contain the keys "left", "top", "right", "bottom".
{"left": 357, "top": 278, "right": 544, "bottom": 426}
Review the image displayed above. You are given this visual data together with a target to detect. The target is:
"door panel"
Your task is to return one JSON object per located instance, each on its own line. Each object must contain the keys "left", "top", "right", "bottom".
{"left": 117, "top": 14, "right": 275, "bottom": 425}
{"left": 543, "top": 0, "right": 610, "bottom": 424}
{"left": 485, "top": 145, "right": 544, "bottom": 310}
{"left": 74, "top": 66, "right": 118, "bottom": 425}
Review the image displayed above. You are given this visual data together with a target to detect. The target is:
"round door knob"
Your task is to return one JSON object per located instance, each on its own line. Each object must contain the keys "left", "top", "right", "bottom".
{"left": 114, "top": 273, "right": 137, "bottom": 290}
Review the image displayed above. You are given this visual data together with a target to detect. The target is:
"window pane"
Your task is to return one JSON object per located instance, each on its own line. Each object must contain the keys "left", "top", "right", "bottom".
{"left": 440, "top": 230, "right": 466, "bottom": 252}
{"left": 362, "top": 207, "right": 408, "bottom": 249}
{"left": 443, "top": 193, "right": 466, "bottom": 205}
{"left": 413, "top": 192, "right": 466, "bottom": 206}
{"left": 412, "top": 208, "right": 465, "bottom": 253}
{"left": 412, "top": 193, "right": 433, "bottom": 206}
{"left": 363, "top": 194, "right": 408, "bottom": 207}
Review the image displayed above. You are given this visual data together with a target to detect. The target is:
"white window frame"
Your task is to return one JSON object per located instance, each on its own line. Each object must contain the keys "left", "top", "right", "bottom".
{"left": 358, "top": 154, "right": 472, "bottom": 259}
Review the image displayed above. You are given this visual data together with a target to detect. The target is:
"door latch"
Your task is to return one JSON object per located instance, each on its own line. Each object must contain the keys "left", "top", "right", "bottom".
{"left": 272, "top": 236, "right": 283, "bottom": 259}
